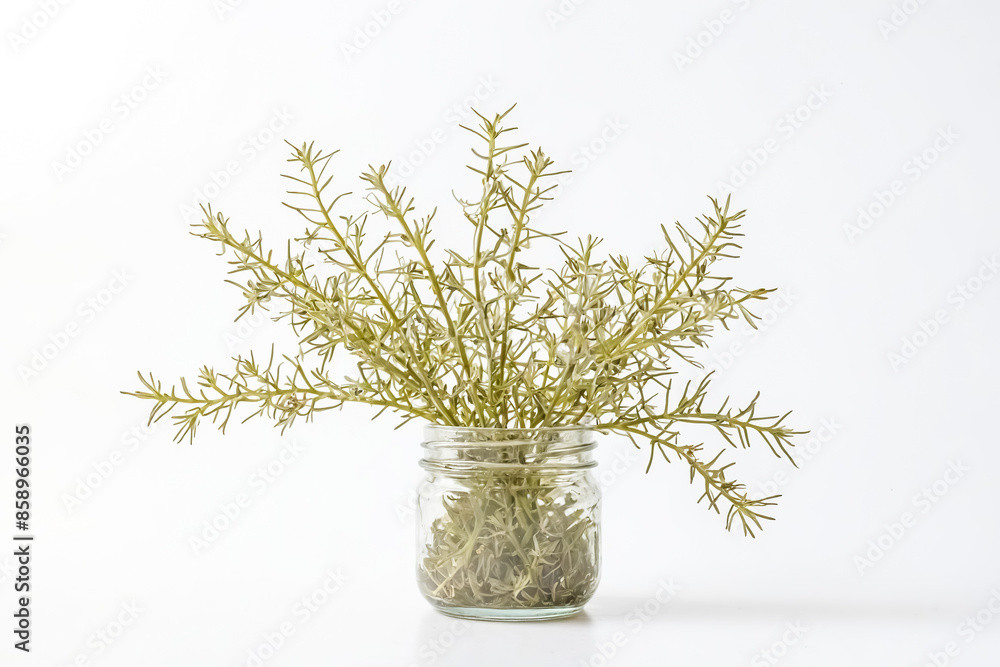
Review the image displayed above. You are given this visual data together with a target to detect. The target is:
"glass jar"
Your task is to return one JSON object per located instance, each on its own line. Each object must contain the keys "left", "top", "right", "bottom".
{"left": 417, "top": 426, "right": 601, "bottom": 621}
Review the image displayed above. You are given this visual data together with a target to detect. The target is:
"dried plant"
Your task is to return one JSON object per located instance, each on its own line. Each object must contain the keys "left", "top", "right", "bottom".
{"left": 418, "top": 434, "right": 601, "bottom": 613}
{"left": 126, "top": 107, "right": 803, "bottom": 541}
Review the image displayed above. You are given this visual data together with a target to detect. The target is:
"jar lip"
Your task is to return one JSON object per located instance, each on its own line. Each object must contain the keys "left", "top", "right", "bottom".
{"left": 420, "top": 427, "right": 598, "bottom": 472}
{"left": 421, "top": 424, "right": 598, "bottom": 460}
{"left": 423, "top": 423, "right": 594, "bottom": 434}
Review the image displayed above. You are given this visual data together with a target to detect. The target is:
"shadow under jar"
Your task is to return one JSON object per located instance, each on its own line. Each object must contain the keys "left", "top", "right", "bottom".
{"left": 417, "top": 426, "right": 601, "bottom": 621}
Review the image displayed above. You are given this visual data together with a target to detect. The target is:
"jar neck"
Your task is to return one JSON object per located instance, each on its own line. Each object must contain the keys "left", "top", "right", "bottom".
{"left": 420, "top": 426, "right": 597, "bottom": 476}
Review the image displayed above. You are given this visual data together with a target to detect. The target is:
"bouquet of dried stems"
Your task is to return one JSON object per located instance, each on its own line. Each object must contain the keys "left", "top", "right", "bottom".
{"left": 127, "top": 107, "right": 802, "bottom": 611}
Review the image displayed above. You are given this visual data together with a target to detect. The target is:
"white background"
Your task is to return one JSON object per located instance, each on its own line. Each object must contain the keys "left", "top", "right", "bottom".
{"left": 2, "top": 0, "right": 999, "bottom": 665}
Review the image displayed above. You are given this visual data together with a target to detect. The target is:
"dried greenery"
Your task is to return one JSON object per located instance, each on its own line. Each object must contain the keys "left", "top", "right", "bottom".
{"left": 126, "top": 107, "right": 803, "bottom": 543}
{"left": 418, "top": 433, "right": 600, "bottom": 613}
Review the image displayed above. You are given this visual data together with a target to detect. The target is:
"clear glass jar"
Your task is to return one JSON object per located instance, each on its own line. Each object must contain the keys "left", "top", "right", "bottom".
{"left": 417, "top": 426, "right": 601, "bottom": 621}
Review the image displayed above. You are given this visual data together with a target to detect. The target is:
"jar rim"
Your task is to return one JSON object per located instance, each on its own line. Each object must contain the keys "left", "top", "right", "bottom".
{"left": 423, "top": 424, "right": 594, "bottom": 434}
{"left": 420, "top": 424, "right": 598, "bottom": 474}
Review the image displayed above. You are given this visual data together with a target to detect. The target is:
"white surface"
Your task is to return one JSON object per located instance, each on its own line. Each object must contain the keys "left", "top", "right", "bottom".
{"left": 2, "top": 0, "right": 1000, "bottom": 665}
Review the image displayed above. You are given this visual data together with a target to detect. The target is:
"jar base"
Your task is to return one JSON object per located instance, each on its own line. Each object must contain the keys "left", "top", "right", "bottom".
{"left": 431, "top": 603, "right": 585, "bottom": 622}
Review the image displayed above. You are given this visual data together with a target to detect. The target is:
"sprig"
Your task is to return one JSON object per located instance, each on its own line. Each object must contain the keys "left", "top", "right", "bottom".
{"left": 125, "top": 107, "right": 804, "bottom": 535}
